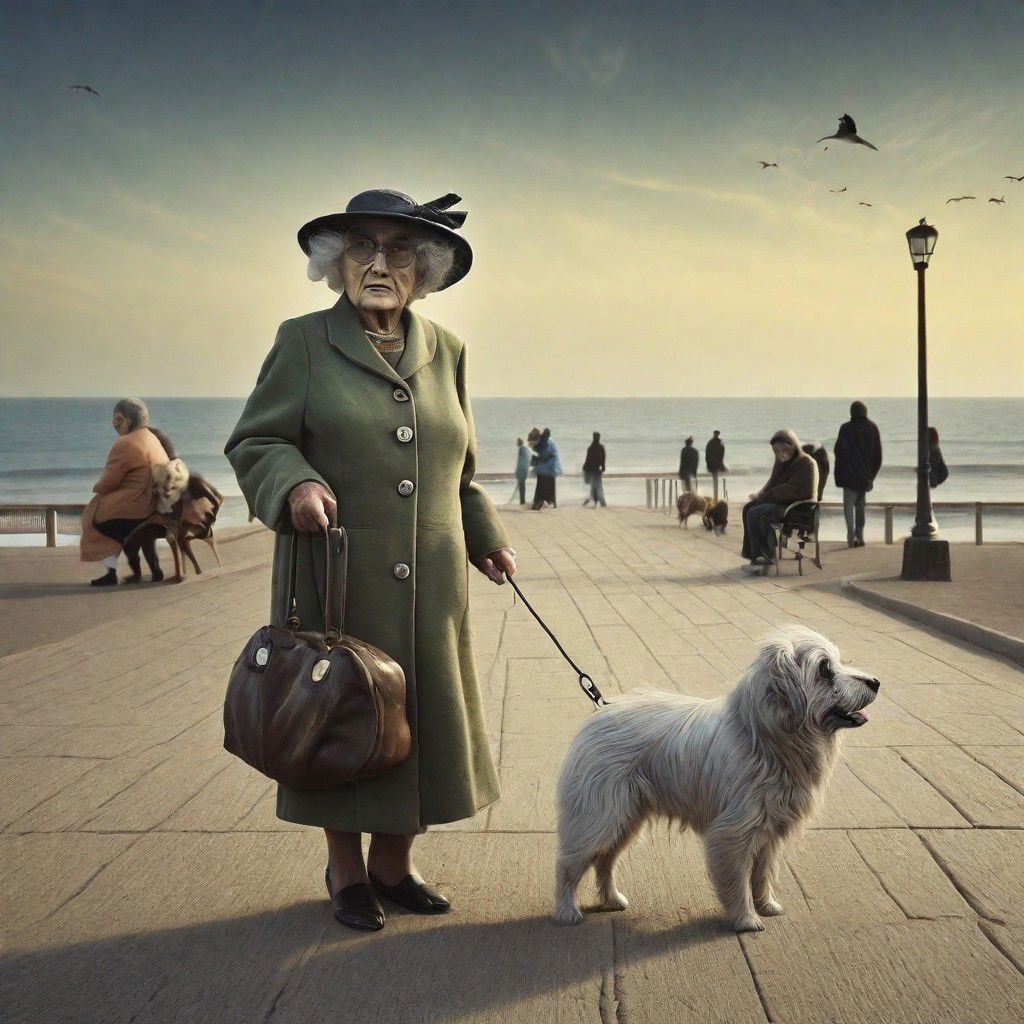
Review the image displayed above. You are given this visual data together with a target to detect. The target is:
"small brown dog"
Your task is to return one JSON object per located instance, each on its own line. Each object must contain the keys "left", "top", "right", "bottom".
{"left": 703, "top": 500, "right": 729, "bottom": 535}
{"left": 677, "top": 492, "right": 713, "bottom": 528}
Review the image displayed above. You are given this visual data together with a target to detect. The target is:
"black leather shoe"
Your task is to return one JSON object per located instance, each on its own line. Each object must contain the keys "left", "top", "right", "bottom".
{"left": 369, "top": 872, "right": 450, "bottom": 914}
{"left": 325, "top": 868, "right": 385, "bottom": 931}
{"left": 90, "top": 569, "right": 118, "bottom": 587}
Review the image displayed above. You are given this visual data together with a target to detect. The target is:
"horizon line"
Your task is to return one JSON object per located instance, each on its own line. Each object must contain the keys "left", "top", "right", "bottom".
{"left": 1, "top": 394, "right": 1022, "bottom": 402}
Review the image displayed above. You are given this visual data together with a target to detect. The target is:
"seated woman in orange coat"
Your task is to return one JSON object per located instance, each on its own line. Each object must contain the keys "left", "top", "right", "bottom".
{"left": 79, "top": 398, "right": 169, "bottom": 586}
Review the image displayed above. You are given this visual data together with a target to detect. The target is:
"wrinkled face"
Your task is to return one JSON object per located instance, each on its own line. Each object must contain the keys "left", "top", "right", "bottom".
{"left": 795, "top": 634, "right": 880, "bottom": 733}
{"left": 771, "top": 441, "right": 795, "bottom": 462}
{"left": 340, "top": 218, "right": 420, "bottom": 315}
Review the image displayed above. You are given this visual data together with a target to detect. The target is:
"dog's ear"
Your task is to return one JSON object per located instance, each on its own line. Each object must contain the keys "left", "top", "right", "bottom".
{"left": 760, "top": 636, "right": 808, "bottom": 733}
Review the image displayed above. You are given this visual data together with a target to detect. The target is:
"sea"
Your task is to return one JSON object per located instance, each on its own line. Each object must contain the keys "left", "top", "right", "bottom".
{"left": 1, "top": 397, "right": 1021, "bottom": 545}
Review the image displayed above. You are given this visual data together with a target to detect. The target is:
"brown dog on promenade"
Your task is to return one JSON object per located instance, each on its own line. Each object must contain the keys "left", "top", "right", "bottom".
{"left": 703, "top": 499, "right": 729, "bottom": 535}
{"left": 677, "top": 492, "right": 713, "bottom": 528}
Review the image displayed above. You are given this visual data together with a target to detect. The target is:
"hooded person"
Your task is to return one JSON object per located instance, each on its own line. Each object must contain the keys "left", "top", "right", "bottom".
{"left": 740, "top": 429, "right": 818, "bottom": 572}
{"left": 834, "top": 400, "right": 883, "bottom": 547}
{"left": 582, "top": 431, "right": 607, "bottom": 507}
{"left": 678, "top": 436, "right": 699, "bottom": 493}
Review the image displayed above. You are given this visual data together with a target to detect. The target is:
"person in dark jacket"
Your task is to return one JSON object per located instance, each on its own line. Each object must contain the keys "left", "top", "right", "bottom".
{"left": 705, "top": 430, "right": 726, "bottom": 501}
{"left": 801, "top": 442, "right": 830, "bottom": 501}
{"left": 833, "top": 401, "right": 883, "bottom": 548}
{"left": 740, "top": 429, "right": 818, "bottom": 573}
{"left": 582, "top": 431, "right": 607, "bottom": 507}
{"left": 679, "top": 436, "right": 699, "bottom": 493}
{"left": 928, "top": 426, "right": 949, "bottom": 488}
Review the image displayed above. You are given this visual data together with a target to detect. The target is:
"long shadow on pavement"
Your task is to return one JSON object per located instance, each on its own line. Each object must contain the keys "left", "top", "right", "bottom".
{"left": 1, "top": 902, "right": 729, "bottom": 1022}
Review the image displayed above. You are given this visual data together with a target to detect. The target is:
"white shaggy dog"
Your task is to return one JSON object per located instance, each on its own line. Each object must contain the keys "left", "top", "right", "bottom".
{"left": 554, "top": 626, "right": 880, "bottom": 932}
{"left": 152, "top": 458, "right": 190, "bottom": 514}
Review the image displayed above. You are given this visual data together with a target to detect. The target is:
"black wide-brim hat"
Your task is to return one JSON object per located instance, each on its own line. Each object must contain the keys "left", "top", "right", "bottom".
{"left": 297, "top": 188, "right": 473, "bottom": 290}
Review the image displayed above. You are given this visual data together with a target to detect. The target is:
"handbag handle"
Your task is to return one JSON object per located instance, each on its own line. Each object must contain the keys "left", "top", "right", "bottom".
{"left": 283, "top": 527, "right": 347, "bottom": 642}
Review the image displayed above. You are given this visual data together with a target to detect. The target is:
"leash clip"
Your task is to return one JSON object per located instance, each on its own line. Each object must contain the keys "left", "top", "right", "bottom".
{"left": 578, "top": 673, "right": 608, "bottom": 708}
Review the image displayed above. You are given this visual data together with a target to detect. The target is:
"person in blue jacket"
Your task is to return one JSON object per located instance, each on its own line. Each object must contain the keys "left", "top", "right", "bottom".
{"left": 514, "top": 437, "right": 530, "bottom": 505}
{"left": 529, "top": 426, "right": 562, "bottom": 510}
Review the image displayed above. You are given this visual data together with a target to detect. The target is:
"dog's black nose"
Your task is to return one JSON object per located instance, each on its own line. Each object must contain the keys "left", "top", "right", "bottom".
{"left": 866, "top": 677, "right": 880, "bottom": 693}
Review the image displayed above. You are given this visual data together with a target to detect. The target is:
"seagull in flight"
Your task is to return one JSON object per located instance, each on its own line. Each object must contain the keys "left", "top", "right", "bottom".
{"left": 988, "top": 195, "right": 1007, "bottom": 204}
{"left": 65, "top": 84, "right": 100, "bottom": 97}
{"left": 817, "top": 114, "right": 878, "bottom": 151}
{"left": 1004, "top": 175, "right": 1024, "bottom": 182}
{"left": 758, "top": 161, "right": 779, "bottom": 169}
{"left": 829, "top": 186, "right": 847, "bottom": 193}
{"left": 858, "top": 201, "right": 873, "bottom": 207}
{"left": 945, "top": 196, "right": 976, "bottom": 203}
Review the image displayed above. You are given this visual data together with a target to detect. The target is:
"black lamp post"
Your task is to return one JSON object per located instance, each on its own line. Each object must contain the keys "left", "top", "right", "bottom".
{"left": 901, "top": 218, "right": 951, "bottom": 581}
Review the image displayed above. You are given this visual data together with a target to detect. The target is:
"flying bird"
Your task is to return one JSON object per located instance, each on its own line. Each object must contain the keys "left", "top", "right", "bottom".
{"left": 829, "top": 186, "right": 847, "bottom": 193}
{"left": 858, "top": 202, "right": 873, "bottom": 207}
{"left": 945, "top": 196, "right": 976, "bottom": 203}
{"left": 65, "top": 84, "right": 100, "bottom": 97}
{"left": 1004, "top": 175, "right": 1024, "bottom": 182}
{"left": 817, "top": 114, "right": 878, "bottom": 151}
{"left": 988, "top": 196, "right": 1007, "bottom": 204}
{"left": 758, "top": 161, "right": 779, "bottom": 170}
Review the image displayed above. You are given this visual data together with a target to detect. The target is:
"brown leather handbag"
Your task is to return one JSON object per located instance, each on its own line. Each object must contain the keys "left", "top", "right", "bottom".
{"left": 223, "top": 527, "right": 411, "bottom": 789}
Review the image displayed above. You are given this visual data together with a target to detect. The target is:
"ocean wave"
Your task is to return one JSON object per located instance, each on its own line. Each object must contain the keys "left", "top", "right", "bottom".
{"left": 0, "top": 467, "right": 102, "bottom": 479}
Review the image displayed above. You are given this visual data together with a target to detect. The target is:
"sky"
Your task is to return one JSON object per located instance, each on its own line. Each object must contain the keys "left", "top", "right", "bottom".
{"left": 1, "top": 0, "right": 1022, "bottom": 398}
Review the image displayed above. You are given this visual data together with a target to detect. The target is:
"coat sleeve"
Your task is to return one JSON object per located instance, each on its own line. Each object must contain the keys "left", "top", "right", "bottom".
{"left": 224, "top": 320, "right": 330, "bottom": 529}
{"left": 762, "top": 457, "right": 818, "bottom": 504}
{"left": 872, "top": 423, "right": 883, "bottom": 478}
{"left": 456, "top": 344, "right": 511, "bottom": 561}
{"left": 92, "top": 437, "right": 133, "bottom": 494}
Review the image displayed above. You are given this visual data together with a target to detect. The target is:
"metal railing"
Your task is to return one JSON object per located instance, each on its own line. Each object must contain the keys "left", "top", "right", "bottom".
{"left": 4, "top": 484, "right": 1022, "bottom": 547}
{"left": 0, "top": 504, "right": 87, "bottom": 546}
{"left": 640, "top": 477, "right": 1023, "bottom": 545}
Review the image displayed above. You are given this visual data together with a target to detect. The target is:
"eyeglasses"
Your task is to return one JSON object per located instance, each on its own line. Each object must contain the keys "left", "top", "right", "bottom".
{"left": 345, "top": 236, "right": 418, "bottom": 268}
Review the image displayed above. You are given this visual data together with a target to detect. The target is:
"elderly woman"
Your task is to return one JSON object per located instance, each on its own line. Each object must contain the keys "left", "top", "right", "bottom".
{"left": 739, "top": 429, "right": 818, "bottom": 574}
{"left": 225, "top": 189, "right": 516, "bottom": 933}
{"left": 80, "top": 398, "right": 169, "bottom": 586}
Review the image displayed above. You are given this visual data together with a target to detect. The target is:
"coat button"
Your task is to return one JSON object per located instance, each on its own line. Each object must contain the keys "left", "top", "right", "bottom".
{"left": 396, "top": 426, "right": 413, "bottom": 443}
{"left": 397, "top": 479, "right": 415, "bottom": 496}
{"left": 393, "top": 387, "right": 409, "bottom": 402}
{"left": 393, "top": 562, "right": 411, "bottom": 580}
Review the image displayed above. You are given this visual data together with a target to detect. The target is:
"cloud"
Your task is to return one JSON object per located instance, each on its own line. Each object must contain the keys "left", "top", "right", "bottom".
{"left": 542, "top": 26, "right": 628, "bottom": 86}
{"left": 586, "top": 167, "right": 783, "bottom": 223}
{"left": 111, "top": 192, "right": 213, "bottom": 244}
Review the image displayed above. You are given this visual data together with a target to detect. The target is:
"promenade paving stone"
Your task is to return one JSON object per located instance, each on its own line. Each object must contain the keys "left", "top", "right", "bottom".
{"left": 898, "top": 746, "right": 1024, "bottom": 826}
{"left": 2, "top": 508, "right": 1023, "bottom": 1022}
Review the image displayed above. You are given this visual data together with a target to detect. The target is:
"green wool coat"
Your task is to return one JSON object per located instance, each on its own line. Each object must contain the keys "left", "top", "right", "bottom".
{"left": 224, "top": 294, "right": 510, "bottom": 834}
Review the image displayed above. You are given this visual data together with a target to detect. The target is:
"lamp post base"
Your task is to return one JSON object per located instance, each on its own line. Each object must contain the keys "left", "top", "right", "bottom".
{"left": 901, "top": 537, "right": 951, "bottom": 581}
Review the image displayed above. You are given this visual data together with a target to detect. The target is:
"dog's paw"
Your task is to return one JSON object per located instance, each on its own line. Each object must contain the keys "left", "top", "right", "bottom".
{"left": 602, "top": 891, "right": 629, "bottom": 912}
{"left": 733, "top": 912, "right": 766, "bottom": 933}
{"left": 553, "top": 905, "right": 585, "bottom": 926}
{"left": 756, "top": 899, "right": 784, "bottom": 917}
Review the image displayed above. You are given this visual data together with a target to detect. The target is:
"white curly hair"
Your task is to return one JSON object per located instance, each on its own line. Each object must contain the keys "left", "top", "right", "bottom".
{"left": 305, "top": 229, "right": 456, "bottom": 301}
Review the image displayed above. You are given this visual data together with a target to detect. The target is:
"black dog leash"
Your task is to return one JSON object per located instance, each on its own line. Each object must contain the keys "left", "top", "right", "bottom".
{"left": 504, "top": 574, "right": 609, "bottom": 708}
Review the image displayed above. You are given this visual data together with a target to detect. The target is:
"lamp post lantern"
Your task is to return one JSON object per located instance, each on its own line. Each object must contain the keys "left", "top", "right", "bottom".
{"left": 901, "top": 218, "right": 951, "bottom": 581}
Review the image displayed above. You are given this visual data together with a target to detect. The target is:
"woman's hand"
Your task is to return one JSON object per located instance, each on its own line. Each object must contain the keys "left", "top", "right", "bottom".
{"left": 287, "top": 481, "right": 337, "bottom": 533}
{"left": 472, "top": 547, "right": 517, "bottom": 585}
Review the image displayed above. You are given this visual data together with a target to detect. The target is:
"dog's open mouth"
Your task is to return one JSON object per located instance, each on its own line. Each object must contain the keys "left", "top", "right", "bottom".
{"left": 826, "top": 707, "right": 870, "bottom": 729}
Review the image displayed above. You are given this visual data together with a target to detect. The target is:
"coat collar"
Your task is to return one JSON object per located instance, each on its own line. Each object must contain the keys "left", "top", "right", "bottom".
{"left": 324, "top": 294, "right": 437, "bottom": 383}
